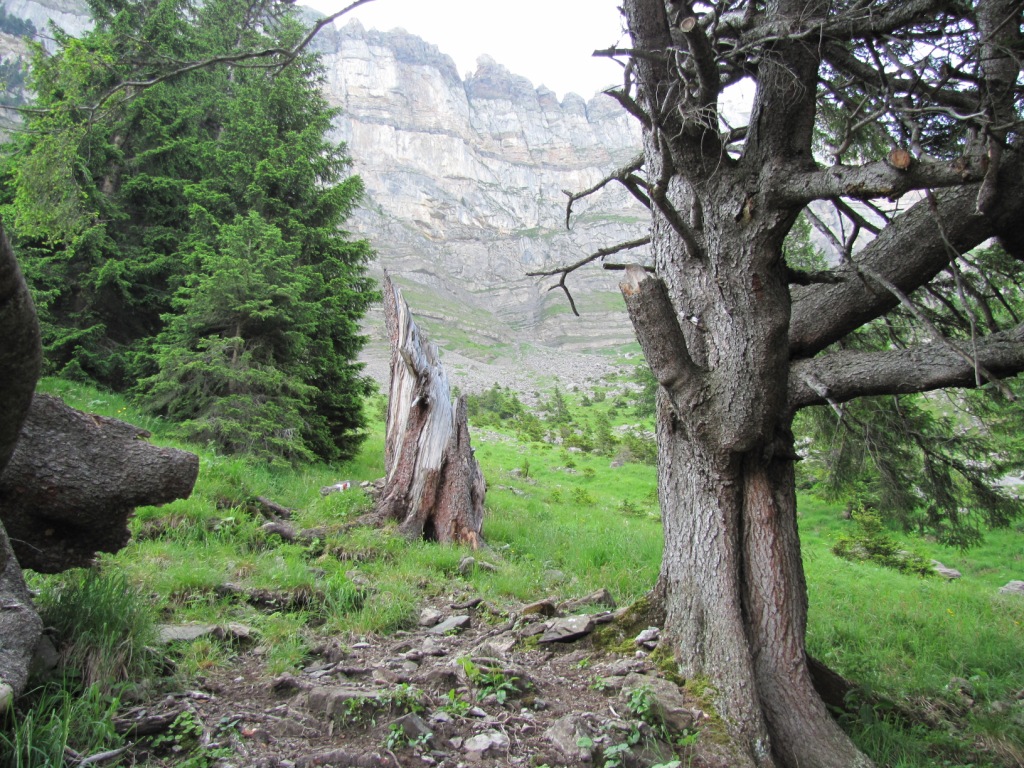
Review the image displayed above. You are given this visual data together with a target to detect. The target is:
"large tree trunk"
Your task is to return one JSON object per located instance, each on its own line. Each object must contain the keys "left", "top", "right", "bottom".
{"left": 0, "top": 394, "right": 200, "bottom": 573}
{"left": 622, "top": 205, "right": 871, "bottom": 766}
{"left": 376, "top": 272, "right": 485, "bottom": 546}
{"left": 0, "top": 223, "right": 44, "bottom": 700}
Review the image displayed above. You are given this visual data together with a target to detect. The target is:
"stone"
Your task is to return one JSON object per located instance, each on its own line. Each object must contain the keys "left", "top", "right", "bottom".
{"left": 563, "top": 588, "right": 617, "bottom": 612}
{"left": 999, "top": 580, "right": 1024, "bottom": 595}
{"left": 538, "top": 614, "right": 594, "bottom": 643}
{"left": 472, "top": 634, "right": 518, "bottom": 657}
{"left": 271, "top": 674, "right": 309, "bottom": 694}
{"left": 545, "top": 714, "right": 594, "bottom": 761}
{"left": 521, "top": 598, "right": 558, "bottom": 617}
{"left": 418, "top": 607, "right": 443, "bottom": 627}
{"left": 427, "top": 615, "right": 471, "bottom": 635}
{"left": 932, "top": 561, "right": 963, "bottom": 580}
{"left": 390, "top": 712, "right": 433, "bottom": 743}
{"left": 304, "top": 684, "right": 386, "bottom": 716}
{"left": 634, "top": 626, "right": 660, "bottom": 649}
{"left": 458, "top": 556, "right": 476, "bottom": 575}
{"left": 620, "top": 673, "right": 699, "bottom": 735}
{"left": 463, "top": 730, "right": 510, "bottom": 753}
{"left": 30, "top": 633, "right": 60, "bottom": 676}
{"left": 157, "top": 623, "right": 219, "bottom": 644}
{"left": 412, "top": 667, "right": 459, "bottom": 692}
{"left": 0, "top": 682, "right": 12, "bottom": 715}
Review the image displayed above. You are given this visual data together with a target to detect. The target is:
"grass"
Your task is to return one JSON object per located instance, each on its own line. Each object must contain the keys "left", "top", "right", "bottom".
{"left": 5, "top": 376, "right": 1023, "bottom": 767}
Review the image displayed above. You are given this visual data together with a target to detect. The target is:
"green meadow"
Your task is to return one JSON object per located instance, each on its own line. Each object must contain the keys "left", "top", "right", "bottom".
{"left": 3, "top": 375, "right": 1022, "bottom": 767}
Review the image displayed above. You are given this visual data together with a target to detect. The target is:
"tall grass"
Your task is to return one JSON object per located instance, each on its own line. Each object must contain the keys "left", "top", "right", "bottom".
{"left": 34, "top": 568, "right": 158, "bottom": 693}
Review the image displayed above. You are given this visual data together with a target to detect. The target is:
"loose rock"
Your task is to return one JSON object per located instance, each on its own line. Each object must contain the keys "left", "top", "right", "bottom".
{"left": 539, "top": 614, "right": 594, "bottom": 643}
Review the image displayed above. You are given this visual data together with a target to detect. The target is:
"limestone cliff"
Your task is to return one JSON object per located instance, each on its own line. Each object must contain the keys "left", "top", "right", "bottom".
{"left": 314, "top": 21, "right": 646, "bottom": 352}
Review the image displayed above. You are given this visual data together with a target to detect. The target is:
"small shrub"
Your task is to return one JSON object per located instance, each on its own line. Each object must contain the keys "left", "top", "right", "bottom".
{"left": 571, "top": 487, "right": 597, "bottom": 506}
{"left": 831, "top": 506, "right": 935, "bottom": 576}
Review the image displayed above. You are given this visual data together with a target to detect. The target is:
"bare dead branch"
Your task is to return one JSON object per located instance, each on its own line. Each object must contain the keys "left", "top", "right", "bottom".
{"left": 73, "top": 0, "right": 378, "bottom": 114}
{"left": 562, "top": 153, "right": 647, "bottom": 229}
{"left": 527, "top": 237, "right": 652, "bottom": 317}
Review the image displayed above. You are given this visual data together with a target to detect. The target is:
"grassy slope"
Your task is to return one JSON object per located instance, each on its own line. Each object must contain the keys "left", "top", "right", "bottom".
{"left": 8, "top": 377, "right": 1024, "bottom": 767}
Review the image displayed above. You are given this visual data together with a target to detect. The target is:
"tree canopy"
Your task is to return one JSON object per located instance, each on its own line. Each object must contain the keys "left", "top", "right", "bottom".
{"left": 1, "top": 0, "right": 377, "bottom": 464}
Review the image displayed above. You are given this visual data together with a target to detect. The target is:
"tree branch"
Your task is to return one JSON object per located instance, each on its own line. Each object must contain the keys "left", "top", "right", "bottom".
{"left": 85, "top": 0, "right": 378, "bottom": 113}
{"left": 774, "top": 153, "right": 988, "bottom": 205}
{"left": 620, "top": 265, "right": 703, "bottom": 408}
{"left": 788, "top": 323, "right": 1024, "bottom": 411}
{"left": 788, "top": 157, "right": 1024, "bottom": 358}
{"left": 562, "top": 153, "right": 648, "bottom": 229}
{"left": 527, "top": 238, "right": 652, "bottom": 317}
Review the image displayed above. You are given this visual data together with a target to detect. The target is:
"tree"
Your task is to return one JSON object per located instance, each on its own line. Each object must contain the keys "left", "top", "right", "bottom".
{"left": 3, "top": 0, "right": 376, "bottom": 462}
{"left": 540, "top": 2, "right": 1024, "bottom": 765}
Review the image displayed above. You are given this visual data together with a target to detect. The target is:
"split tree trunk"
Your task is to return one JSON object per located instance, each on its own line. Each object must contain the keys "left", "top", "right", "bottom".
{"left": 376, "top": 272, "right": 485, "bottom": 546}
{"left": 0, "top": 394, "right": 200, "bottom": 574}
{"left": 622, "top": 228, "right": 872, "bottom": 767}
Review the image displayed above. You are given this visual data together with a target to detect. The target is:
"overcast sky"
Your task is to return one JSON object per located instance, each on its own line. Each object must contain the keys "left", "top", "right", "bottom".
{"left": 305, "top": 0, "right": 629, "bottom": 100}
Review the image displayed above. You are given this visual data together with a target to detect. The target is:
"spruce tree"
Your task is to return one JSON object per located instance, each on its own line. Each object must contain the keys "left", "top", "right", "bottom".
{"left": 3, "top": 0, "right": 376, "bottom": 463}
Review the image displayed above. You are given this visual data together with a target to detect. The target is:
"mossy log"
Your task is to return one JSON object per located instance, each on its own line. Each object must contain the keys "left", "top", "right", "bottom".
{"left": 376, "top": 272, "right": 485, "bottom": 547}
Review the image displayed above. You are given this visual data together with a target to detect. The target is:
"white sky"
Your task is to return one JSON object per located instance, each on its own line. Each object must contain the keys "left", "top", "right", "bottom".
{"left": 305, "top": 0, "right": 629, "bottom": 100}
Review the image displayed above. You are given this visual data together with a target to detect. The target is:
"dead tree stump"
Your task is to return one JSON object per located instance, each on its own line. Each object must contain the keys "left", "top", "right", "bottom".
{"left": 0, "top": 394, "right": 200, "bottom": 573}
{"left": 376, "top": 272, "right": 485, "bottom": 547}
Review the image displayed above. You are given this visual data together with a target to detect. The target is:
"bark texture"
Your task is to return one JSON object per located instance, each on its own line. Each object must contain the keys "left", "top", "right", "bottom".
{"left": 377, "top": 272, "right": 485, "bottom": 546}
{"left": 0, "top": 224, "right": 40, "bottom": 473}
{"left": 0, "top": 394, "right": 200, "bottom": 573}
{"left": 0, "top": 224, "right": 44, "bottom": 700}
{"left": 0, "top": 521, "right": 42, "bottom": 701}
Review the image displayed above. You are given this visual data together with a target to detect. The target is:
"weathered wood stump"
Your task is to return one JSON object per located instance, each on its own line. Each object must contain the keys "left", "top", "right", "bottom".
{"left": 0, "top": 394, "right": 200, "bottom": 573}
{"left": 376, "top": 272, "right": 485, "bottom": 547}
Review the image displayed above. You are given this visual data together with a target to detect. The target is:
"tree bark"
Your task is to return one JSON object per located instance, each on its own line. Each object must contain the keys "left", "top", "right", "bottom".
{"left": 0, "top": 224, "right": 40, "bottom": 473}
{"left": 376, "top": 272, "right": 485, "bottom": 547}
{"left": 0, "top": 394, "right": 200, "bottom": 573}
{"left": 0, "top": 223, "right": 44, "bottom": 701}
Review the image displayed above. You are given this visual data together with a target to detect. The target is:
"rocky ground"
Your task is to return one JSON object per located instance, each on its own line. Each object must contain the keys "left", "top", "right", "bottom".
{"left": 120, "top": 588, "right": 742, "bottom": 768}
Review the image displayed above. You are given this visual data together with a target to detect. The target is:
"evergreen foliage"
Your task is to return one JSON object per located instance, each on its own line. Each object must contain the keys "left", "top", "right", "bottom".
{"left": 792, "top": 238, "right": 1023, "bottom": 547}
{"left": 2, "top": 0, "right": 376, "bottom": 463}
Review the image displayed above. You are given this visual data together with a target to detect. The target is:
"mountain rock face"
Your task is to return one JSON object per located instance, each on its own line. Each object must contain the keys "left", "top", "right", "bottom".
{"left": 314, "top": 21, "right": 647, "bottom": 352}
{"left": 0, "top": 4, "right": 648, "bottom": 357}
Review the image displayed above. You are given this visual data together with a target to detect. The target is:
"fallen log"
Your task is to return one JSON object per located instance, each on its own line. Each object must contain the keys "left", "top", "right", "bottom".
{"left": 376, "top": 272, "right": 485, "bottom": 547}
{"left": 0, "top": 394, "right": 200, "bottom": 573}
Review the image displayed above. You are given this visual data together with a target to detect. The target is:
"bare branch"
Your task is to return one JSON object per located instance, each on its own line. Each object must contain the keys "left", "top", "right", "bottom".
{"left": 80, "top": 0, "right": 377, "bottom": 113}
{"left": 788, "top": 322, "right": 1024, "bottom": 411}
{"left": 562, "top": 153, "right": 648, "bottom": 229}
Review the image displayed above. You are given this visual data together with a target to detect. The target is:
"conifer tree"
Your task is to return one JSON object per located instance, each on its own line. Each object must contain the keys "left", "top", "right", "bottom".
{"left": 3, "top": 0, "right": 376, "bottom": 463}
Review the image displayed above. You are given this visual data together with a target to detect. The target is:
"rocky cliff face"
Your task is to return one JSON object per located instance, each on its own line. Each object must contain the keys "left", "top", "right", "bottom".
{"left": 314, "top": 21, "right": 647, "bottom": 352}
{"left": 0, "top": 4, "right": 648, "bottom": 355}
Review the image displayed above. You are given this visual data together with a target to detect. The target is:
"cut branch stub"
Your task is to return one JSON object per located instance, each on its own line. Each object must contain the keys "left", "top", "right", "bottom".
{"left": 620, "top": 265, "right": 702, "bottom": 408}
{"left": 377, "top": 272, "right": 485, "bottom": 548}
{"left": 0, "top": 394, "right": 200, "bottom": 573}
